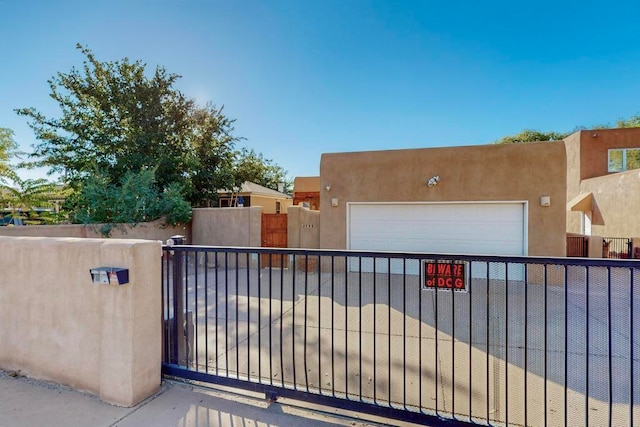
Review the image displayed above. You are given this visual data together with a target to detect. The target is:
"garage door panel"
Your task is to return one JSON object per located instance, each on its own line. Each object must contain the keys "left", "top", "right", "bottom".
{"left": 348, "top": 203, "right": 526, "bottom": 271}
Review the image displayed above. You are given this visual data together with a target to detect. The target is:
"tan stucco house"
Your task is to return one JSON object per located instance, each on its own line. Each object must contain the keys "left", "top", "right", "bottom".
{"left": 565, "top": 128, "right": 640, "bottom": 238}
{"left": 218, "top": 181, "right": 292, "bottom": 214}
{"left": 317, "top": 141, "right": 567, "bottom": 257}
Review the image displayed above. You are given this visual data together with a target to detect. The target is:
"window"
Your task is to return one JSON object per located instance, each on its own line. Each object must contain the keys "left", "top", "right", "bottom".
{"left": 608, "top": 148, "right": 640, "bottom": 172}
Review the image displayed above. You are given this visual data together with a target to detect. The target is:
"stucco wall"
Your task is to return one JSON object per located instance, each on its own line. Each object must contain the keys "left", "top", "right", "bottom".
{"left": 580, "top": 170, "right": 640, "bottom": 237}
{"left": 293, "top": 176, "right": 320, "bottom": 192}
{"left": 565, "top": 128, "right": 640, "bottom": 237}
{"left": 287, "top": 206, "right": 320, "bottom": 248}
{"left": 578, "top": 128, "right": 640, "bottom": 180}
{"left": 192, "top": 207, "right": 262, "bottom": 246}
{"left": 0, "top": 219, "right": 191, "bottom": 242}
{"left": 250, "top": 195, "right": 293, "bottom": 214}
{"left": 319, "top": 142, "right": 567, "bottom": 256}
{"left": 0, "top": 237, "right": 161, "bottom": 407}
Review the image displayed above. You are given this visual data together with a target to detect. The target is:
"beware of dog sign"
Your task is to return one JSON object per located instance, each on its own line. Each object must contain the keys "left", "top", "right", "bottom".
{"left": 422, "top": 260, "right": 468, "bottom": 292}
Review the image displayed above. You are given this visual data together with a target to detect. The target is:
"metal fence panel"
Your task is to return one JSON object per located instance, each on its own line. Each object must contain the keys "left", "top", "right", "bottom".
{"left": 162, "top": 246, "right": 640, "bottom": 427}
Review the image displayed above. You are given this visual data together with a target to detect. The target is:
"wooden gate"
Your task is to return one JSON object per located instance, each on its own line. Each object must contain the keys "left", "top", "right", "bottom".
{"left": 261, "top": 213, "right": 288, "bottom": 267}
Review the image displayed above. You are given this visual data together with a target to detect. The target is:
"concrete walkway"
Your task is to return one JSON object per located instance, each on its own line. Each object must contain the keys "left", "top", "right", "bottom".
{"left": 0, "top": 372, "right": 427, "bottom": 427}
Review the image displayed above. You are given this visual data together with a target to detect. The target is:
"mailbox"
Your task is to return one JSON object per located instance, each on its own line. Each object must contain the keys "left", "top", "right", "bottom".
{"left": 90, "top": 267, "right": 129, "bottom": 285}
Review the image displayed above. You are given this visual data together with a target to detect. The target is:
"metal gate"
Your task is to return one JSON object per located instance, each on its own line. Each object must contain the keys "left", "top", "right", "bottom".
{"left": 162, "top": 244, "right": 640, "bottom": 426}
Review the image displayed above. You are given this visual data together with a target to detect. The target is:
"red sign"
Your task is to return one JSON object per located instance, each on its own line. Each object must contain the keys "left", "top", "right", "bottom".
{"left": 422, "top": 260, "right": 467, "bottom": 291}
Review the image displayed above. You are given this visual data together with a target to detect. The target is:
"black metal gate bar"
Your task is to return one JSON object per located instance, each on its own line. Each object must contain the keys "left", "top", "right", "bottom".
{"left": 603, "top": 237, "right": 633, "bottom": 259}
{"left": 162, "top": 364, "right": 465, "bottom": 426}
{"left": 162, "top": 245, "right": 640, "bottom": 427}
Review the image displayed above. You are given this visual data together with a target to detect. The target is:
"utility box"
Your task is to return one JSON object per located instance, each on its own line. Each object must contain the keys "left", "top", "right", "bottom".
{"left": 90, "top": 267, "right": 129, "bottom": 285}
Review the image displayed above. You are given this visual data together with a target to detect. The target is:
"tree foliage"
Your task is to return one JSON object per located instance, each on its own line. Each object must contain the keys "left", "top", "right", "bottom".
{"left": 16, "top": 44, "right": 288, "bottom": 220}
{"left": 71, "top": 167, "right": 191, "bottom": 235}
{"left": 0, "top": 127, "right": 18, "bottom": 181}
{"left": 0, "top": 176, "right": 66, "bottom": 225}
{"left": 494, "top": 112, "right": 640, "bottom": 145}
{"left": 615, "top": 114, "right": 640, "bottom": 128}
{"left": 233, "top": 148, "right": 290, "bottom": 193}
{"left": 493, "top": 129, "right": 569, "bottom": 144}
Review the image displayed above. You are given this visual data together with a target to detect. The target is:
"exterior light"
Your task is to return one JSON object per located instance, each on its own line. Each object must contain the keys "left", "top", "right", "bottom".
{"left": 427, "top": 176, "right": 440, "bottom": 187}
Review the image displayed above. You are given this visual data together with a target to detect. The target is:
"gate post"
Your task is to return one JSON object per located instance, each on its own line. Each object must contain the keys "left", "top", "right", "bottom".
{"left": 168, "top": 235, "right": 187, "bottom": 366}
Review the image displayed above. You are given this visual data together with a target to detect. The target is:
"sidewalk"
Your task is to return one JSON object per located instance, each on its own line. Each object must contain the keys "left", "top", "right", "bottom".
{"left": 0, "top": 371, "right": 425, "bottom": 427}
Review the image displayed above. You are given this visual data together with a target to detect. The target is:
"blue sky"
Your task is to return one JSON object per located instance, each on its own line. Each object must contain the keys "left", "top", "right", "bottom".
{"left": 2, "top": 0, "right": 640, "bottom": 181}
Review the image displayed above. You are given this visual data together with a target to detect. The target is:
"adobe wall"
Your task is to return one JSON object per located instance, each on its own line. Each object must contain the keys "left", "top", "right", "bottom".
{"left": 192, "top": 207, "right": 261, "bottom": 246}
{"left": 578, "top": 128, "right": 640, "bottom": 180}
{"left": 0, "top": 219, "right": 191, "bottom": 242}
{"left": 250, "top": 195, "right": 293, "bottom": 214}
{"left": 0, "top": 237, "right": 161, "bottom": 407}
{"left": 293, "top": 176, "right": 320, "bottom": 192}
{"left": 566, "top": 128, "right": 640, "bottom": 237}
{"left": 287, "top": 205, "right": 320, "bottom": 248}
{"left": 580, "top": 170, "right": 640, "bottom": 237}
{"left": 319, "top": 141, "right": 567, "bottom": 256}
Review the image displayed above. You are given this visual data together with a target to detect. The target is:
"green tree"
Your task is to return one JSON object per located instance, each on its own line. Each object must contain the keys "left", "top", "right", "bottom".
{"left": 0, "top": 177, "right": 64, "bottom": 225}
{"left": 615, "top": 114, "right": 640, "bottom": 128}
{"left": 72, "top": 167, "right": 191, "bottom": 236}
{"left": 233, "top": 148, "right": 290, "bottom": 193}
{"left": 493, "top": 129, "right": 569, "bottom": 144}
{"left": 16, "top": 44, "right": 196, "bottom": 193}
{"left": 16, "top": 44, "right": 285, "bottom": 220}
{"left": 187, "top": 104, "right": 239, "bottom": 207}
{"left": 0, "top": 127, "right": 18, "bottom": 181}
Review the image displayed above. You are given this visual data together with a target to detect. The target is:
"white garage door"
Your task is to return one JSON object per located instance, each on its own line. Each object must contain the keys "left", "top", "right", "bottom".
{"left": 348, "top": 202, "right": 527, "bottom": 256}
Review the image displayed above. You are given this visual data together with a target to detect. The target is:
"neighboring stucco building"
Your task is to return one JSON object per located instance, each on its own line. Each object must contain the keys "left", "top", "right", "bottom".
{"left": 319, "top": 141, "right": 567, "bottom": 257}
{"left": 292, "top": 176, "right": 320, "bottom": 210}
{"left": 565, "top": 128, "right": 640, "bottom": 237}
{"left": 218, "top": 181, "right": 292, "bottom": 214}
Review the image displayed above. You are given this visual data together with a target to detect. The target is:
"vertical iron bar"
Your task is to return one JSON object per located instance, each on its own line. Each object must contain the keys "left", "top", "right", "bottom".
{"left": 419, "top": 257, "right": 423, "bottom": 414}
{"left": 225, "top": 252, "right": 229, "bottom": 376}
{"left": 204, "top": 252, "right": 209, "bottom": 374}
{"left": 345, "top": 255, "right": 349, "bottom": 399}
{"left": 524, "top": 263, "right": 529, "bottom": 427}
{"left": 586, "top": 266, "right": 590, "bottom": 426}
{"left": 630, "top": 267, "right": 635, "bottom": 427}
{"left": 292, "top": 253, "right": 297, "bottom": 389}
{"left": 193, "top": 250, "right": 198, "bottom": 371}
{"left": 607, "top": 266, "right": 613, "bottom": 427}
{"left": 359, "top": 256, "right": 363, "bottom": 401}
{"left": 388, "top": 257, "right": 392, "bottom": 408}
{"left": 486, "top": 261, "right": 490, "bottom": 424}
{"left": 183, "top": 250, "right": 189, "bottom": 367}
{"left": 215, "top": 251, "right": 220, "bottom": 375}
{"left": 171, "top": 247, "right": 181, "bottom": 365}
{"left": 469, "top": 260, "right": 473, "bottom": 423}
{"left": 373, "top": 257, "right": 377, "bottom": 404}
{"left": 451, "top": 260, "right": 456, "bottom": 418}
{"left": 162, "top": 249, "right": 168, "bottom": 362}
{"left": 187, "top": 251, "right": 200, "bottom": 371}
{"left": 235, "top": 252, "right": 240, "bottom": 379}
{"left": 434, "top": 259, "right": 439, "bottom": 417}
{"left": 544, "top": 263, "right": 548, "bottom": 427}
{"left": 268, "top": 253, "right": 273, "bottom": 386}
{"left": 403, "top": 258, "right": 407, "bottom": 411}
{"left": 258, "top": 251, "right": 262, "bottom": 384}
{"left": 246, "top": 253, "right": 250, "bottom": 381}
{"left": 280, "top": 252, "right": 285, "bottom": 389}
{"left": 564, "top": 264, "right": 569, "bottom": 427}
{"left": 303, "top": 254, "right": 309, "bottom": 392}
{"left": 331, "top": 255, "right": 336, "bottom": 397}
{"left": 317, "top": 254, "right": 321, "bottom": 395}
{"left": 505, "top": 262, "right": 509, "bottom": 427}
